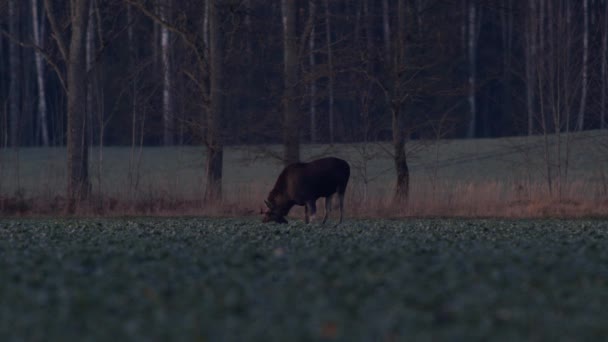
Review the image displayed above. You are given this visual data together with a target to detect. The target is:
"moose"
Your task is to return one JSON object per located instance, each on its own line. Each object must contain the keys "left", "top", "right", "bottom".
{"left": 262, "top": 157, "right": 350, "bottom": 224}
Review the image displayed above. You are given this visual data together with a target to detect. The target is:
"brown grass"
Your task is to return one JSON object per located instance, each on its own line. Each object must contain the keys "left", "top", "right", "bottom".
{"left": 2, "top": 179, "right": 607, "bottom": 219}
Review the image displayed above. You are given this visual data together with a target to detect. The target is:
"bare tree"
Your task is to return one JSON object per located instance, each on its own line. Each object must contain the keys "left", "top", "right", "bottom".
{"left": 576, "top": 0, "right": 588, "bottom": 131}
{"left": 8, "top": 0, "right": 20, "bottom": 147}
{"left": 309, "top": 0, "right": 317, "bottom": 143}
{"left": 466, "top": 0, "right": 479, "bottom": 138}
{"left": 31, "top": 0, "right": 49, "bottom": 146}
{"left": 524, "top": 0, "right": 537, "bottom": 135}
{"left": 125, "top": 0, "right": 229, "bottom": 202}
{"left": 43, "top": 0, "right": 92, "bottom": 210}
{"left": 282, "top": 0, "right": 299, "bottom": 165}
{"left": 160, "top": 0, "right": 174, "bottom": 145}
{"left": 530, "top": 0, "right": 580, "bottom": 197}
{"left": 204, "top": 0, "right": 223, "bottom": 202}
{"left": 383, "top": 0, "right": 410, "bottom": 203}
{"left": 602, "top": 0, "right": 608, "bottom": 129}
{"left": 382, "top": 0, "right": 390, "bottom": 56}
{"left": 501, "top": 0, "right": 513, "bottom": 137}
{"left": 127, "top": 3, "right": 142, "bottom": 199}
{"left": 2, "top": 0, "right": 94, "bottom": 208}
{"left": 324, "top": 0, "right": 334, "bottom": 145}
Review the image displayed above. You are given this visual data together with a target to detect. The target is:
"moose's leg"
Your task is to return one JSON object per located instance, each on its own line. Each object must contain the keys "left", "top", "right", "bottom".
{"left": 322, "top": 196, "right": 331, "bottom": 224}
{"left": 338, "top": 193, "right": 345, "bottom": 225}
{"left": 305, "top": 205, "right": 309, "bottom": 224}
{"left": 307, "top": 200, "right": 317, "bottom": 223}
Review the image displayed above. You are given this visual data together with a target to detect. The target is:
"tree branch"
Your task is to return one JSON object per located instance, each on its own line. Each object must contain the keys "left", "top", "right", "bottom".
{"left": 124, "top": 0, "right": 208, "bottom": 75}
{"left": 43, "top": 0, "right": 69, "bottom": 63}
{"left": 0, "top": 28, "right": 67, "bottom": 93}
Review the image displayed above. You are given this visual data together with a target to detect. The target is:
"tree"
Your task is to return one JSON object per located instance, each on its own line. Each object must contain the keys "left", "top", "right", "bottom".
{"left": 324, "top": 0, "right": 335, "bottom": 145}
{"left": 42, "top": 0, "right": 93, "bottom": 210}
{"left": 204, "top": 0, "right": 224, "bottom": 202}
{"left": 602, "top": 0, "right": 608, "bottom": 129}
{"left": 160, "top": 0, "right": 174, "bottom": 145}
{"left": 126, "top": 0, "right": 226, "bottom": 201}
{"left": 576, "top": 0, "right": 588, "bottom": 131}
{"left": 500, "top": 0, "right": 513, "bottom": 138}
{"left": 31, "top": 0, "right": 49, "bottom": 146}
{"left": 528, "top": 0, "right": 580, "bottom": 197}
{"left": 8, "top": 0, "right": 20, "bottom": 147}
{"left": 524, "top": 0, "right": 537, "bottom": 136}
{"left": 466, "top": 0, "right": 479, "bottom": 138}
{"left": 282, "top": 0, "right": 299, "bottom": 165}
{"left": 309, "top": 0, "right": 317, "bottom": 143}
{"left": 378, "top": 0, "right": 411, "bottom": 203}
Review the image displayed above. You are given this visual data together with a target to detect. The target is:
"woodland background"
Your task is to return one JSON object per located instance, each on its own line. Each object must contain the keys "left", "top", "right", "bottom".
{"left": 0, "top": 0, "right": 606, "bottom": 213}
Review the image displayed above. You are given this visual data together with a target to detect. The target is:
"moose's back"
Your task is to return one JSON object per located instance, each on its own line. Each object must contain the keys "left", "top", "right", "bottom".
{"left": 281, "top": 157, "right": 350, "bottom": 203}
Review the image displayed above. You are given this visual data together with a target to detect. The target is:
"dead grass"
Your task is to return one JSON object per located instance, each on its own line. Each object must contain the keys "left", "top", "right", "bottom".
{"left": 2, "top": 179, "right": 607, "bottom": 219}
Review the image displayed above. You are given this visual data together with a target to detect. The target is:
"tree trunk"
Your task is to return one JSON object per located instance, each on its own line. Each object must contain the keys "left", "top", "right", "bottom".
{"left": 86, "top": 0, "right": 105, "bottom": 204}
{"left": 601, "top": 0, "right": 608, "bottom": 129}
{"left": 391, "top": 0, "right": 409, "bottom": 203}
{"left": 127, "top": 3, "right": 139, "bottom": 196}
{"left": 524, "top": 0, "right": 536, "bottom": 135}
{"left": 66, "top": 0, "right": 91, "bottom": 211}
{"left": 324, "top": 0, "right": 334, "bottom": 144}
{"left": 309, "top": 0, "right": 316, "bottom": 143}
{"left": 282, "top": 0, "right": 299, "bottom": 165}
{"left": 577, "top": 0, "right": 588, "bottom": 131}
{"left": 86, "top": 0, "right": 95, "bottom": 148}
{"left": 466, "top": 0, "right": 477, "bottom": 138}
{"left": 382, "top": 0, "right": 390, "bottom": 57}
{"left": 392, "top": 105, "right": 409, "bottom": 203}
{"left": 8, "top": 0, "right": 21, "bottom": 147}
{"left": 204, "top": 0, "right": 223, "bottom": 202}
{"left": 31, "top": 0, "right": 49, "bottom": 146}
{"left": 160, "top": 0, "right": 173, "bottom": 145}
{"left": 203, "top": 0, "right": 209, "bottom": 47}
{"left": 501, "top": 0, "right": 512, "bottom": 136}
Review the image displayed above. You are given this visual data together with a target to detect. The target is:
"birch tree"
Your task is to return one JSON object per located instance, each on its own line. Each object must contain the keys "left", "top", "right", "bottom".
{"left": 282, "top": 0, "right": 299, "bottom": 165}
{"left": 466, "top": 0, "right": 478, "bottom": 139}
{"left": 31, "top": 0, "right": 49, "bottom": 146}
{"left": 160, "top": 0, "right": 174, "bottom": 145}
{"left": 8, "top": 0, "right": 20, "bottom": 147}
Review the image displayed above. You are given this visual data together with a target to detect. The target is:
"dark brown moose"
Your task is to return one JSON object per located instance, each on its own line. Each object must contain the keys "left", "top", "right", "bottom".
{"left": 262, "top": 157, "right": 350, "bottom": 224}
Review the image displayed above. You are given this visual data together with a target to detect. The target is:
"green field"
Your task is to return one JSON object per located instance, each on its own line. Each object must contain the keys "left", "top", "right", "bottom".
{"left": 1, "top": 218, "right": 607, "bottom": 340}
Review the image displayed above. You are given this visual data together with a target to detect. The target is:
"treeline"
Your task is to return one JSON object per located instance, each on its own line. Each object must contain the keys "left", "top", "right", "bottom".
{"left": 0, "top": 0, "right": 606, "bottom": 208}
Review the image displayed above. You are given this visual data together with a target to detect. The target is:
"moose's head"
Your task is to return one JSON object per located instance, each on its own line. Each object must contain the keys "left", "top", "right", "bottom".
{"left": 262, "top": 199, "right": 288, "bottom": 224}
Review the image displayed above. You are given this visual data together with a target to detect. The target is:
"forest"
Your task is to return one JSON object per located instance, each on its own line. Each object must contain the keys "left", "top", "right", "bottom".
{"left": 0, "top": 0, "right": 606, "bottom": 210}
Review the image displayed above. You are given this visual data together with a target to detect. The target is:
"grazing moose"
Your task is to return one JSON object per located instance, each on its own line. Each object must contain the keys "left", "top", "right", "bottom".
{"left": 262, "top": 157, "right": 350, "bottom": 225}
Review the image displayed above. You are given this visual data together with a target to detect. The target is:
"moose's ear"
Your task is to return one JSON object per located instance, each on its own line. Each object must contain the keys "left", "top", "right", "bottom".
{"left": 264, "top": 200, "right": 272, "bottom": 209}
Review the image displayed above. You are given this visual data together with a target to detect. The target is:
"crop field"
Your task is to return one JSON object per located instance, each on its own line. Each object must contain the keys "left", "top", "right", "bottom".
{"left": 1, "top": 217, "right": 607, "bottom": 340}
